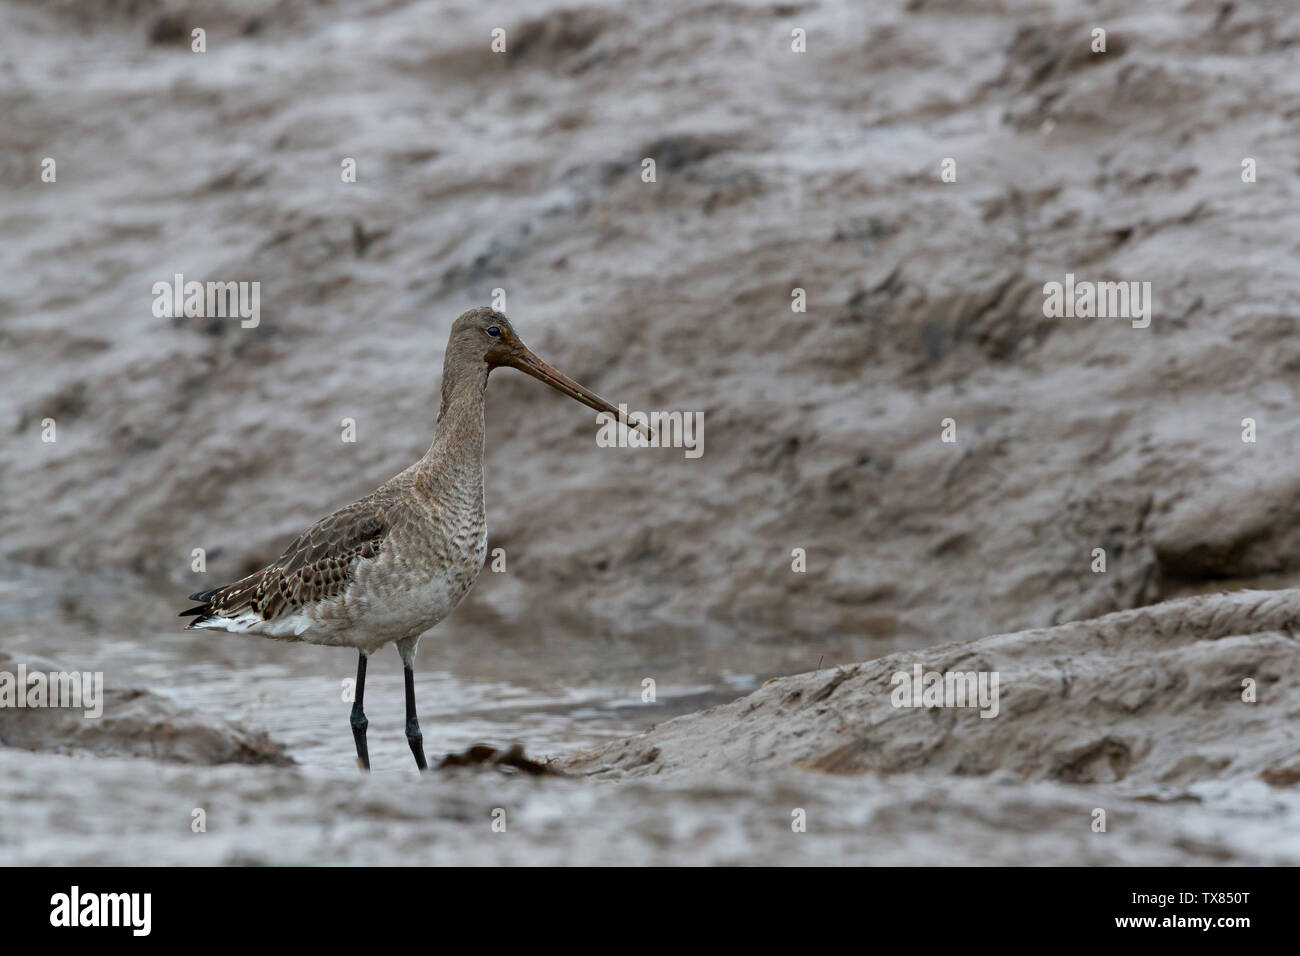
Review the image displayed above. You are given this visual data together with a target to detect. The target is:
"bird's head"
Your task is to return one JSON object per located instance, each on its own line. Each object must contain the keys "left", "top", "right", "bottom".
{"left": 445, "top": 307, "right": 651, "bottom": 437}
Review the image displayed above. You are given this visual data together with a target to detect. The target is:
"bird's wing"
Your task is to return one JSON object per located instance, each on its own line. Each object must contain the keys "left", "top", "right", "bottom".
{"left": 180, "top": 498, "right": 390, "bottom": 628}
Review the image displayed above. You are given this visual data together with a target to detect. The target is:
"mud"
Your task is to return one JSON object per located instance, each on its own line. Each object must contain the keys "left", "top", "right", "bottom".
{"left": 2, "top": 0, "right": 1298, "bottom": 864}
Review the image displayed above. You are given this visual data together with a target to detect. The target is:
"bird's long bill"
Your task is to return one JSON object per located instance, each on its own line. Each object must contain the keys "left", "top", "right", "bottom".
{"left": 510, "top": 348, "right": 652, "bottom": 438}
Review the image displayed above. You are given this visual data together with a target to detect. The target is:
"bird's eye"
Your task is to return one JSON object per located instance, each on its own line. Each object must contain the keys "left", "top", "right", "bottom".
{"left": 486, "top": 326, "right": 501, "bottom": 338}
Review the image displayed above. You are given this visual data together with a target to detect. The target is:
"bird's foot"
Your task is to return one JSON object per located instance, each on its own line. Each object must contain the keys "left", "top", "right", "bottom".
{"left": 351, "top": 712, "right": 370, "bottom": 772}
{"left": 406, "top": 726, "right": 427, "bottom": 772}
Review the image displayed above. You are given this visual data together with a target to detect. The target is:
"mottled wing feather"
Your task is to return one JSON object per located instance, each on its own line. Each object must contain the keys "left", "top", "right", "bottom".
{"left": 180, "top": 501, "right": 389, "bottom": 627}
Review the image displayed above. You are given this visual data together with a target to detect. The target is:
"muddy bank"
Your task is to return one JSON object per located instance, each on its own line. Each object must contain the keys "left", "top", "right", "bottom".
{"left": 3, "top": 745, "right": 1296, "bottom": 866}
{"left": 4, "top": 0, "right": 1300, "bottom": 655}
{"left": 4, "top": 588, "right": 1299, "bottom": 865}
{"left": 0, "top": 651, "right": 289, "bottom": 765}
{"left": 569, "top": 588, "right": 1300, "bottom": 788}
{"left": 3, "top": 0, "right": 1300, "bottom": 865}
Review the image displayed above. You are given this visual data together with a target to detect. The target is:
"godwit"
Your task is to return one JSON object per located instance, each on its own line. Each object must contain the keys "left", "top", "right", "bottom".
{"left": 180, "top": 307, "right": 646, "bottom": 771}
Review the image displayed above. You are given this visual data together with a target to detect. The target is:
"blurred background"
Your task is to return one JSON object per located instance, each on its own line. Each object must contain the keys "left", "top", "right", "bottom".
{"left": 2, "top": 0, "right": 1300, "bottom": 863}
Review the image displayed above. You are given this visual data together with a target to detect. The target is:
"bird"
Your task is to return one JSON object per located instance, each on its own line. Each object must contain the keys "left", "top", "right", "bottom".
{"left": 180, "top": 307, "right": 648, "bottom": 771}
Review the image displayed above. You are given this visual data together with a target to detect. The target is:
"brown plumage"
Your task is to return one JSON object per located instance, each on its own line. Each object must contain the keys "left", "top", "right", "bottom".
{"left": 180, "top": 307, "right": 646, "bottom": 771}
{"left": 179, "top": 502, "right": 387, "bottom": 624}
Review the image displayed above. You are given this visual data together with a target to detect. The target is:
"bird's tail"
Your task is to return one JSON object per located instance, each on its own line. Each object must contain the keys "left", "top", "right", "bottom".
{"left": 178, "top": 586, "right": 227, "bottom": 628}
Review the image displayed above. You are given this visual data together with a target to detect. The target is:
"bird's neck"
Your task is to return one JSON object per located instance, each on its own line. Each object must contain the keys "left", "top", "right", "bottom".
{"left": 424, "top": 358, "right": 488, "bottom": 468}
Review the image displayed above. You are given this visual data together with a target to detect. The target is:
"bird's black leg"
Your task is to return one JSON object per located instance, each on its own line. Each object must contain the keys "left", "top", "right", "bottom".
{"left": 351, "top": 652, "right": 370, "bottom": 771}
{"left": 404, "top": 663, "right": 427, "bottom": 771}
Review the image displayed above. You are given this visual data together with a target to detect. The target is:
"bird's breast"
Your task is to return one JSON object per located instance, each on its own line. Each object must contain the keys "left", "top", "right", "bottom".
{"left": 382, "top": 495, "right": 487, "bottom": 629}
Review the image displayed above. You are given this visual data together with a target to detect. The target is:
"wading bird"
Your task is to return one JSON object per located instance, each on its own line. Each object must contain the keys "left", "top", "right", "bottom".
{"left": 180, "top": 308, "right": 646, "bottom": 771}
